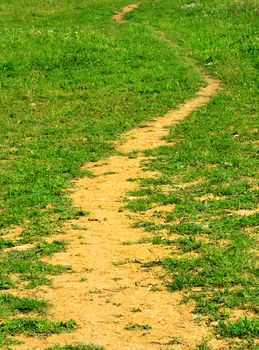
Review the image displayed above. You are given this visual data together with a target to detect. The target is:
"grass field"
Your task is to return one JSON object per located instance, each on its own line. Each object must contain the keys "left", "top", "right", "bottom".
{"left": 125, "top": 1, "right": 258, "bottom": 348}
{"left": 0, "top": 0, "right": 258, "bottom": 349}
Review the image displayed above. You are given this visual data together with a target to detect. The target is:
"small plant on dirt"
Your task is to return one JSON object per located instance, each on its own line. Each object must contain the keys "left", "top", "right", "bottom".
{"left": 0, "top": 318, "right": 76, "bottom": 336}
{"left": 196, "top": 342, "right": 209, "bottom": 350}
{"left": 124, "top": 323, "right": 152, "bottom": 331}
{"left": 71, "top": 224, "right": 89, "bottom": 231}
{"left": 130, "top": 307, "right": 142, "bottom": 313}
{"left": 167, "top": 337, "right": 182, "bottom": 345}
{"left": 48, "top": 344, "right": 104, "bottom": 350}
{"left": 217, "top": 317, "right": 259, "bottom": 339}
{"left": 79, "top": 277, "right": 88, "bottom": 282}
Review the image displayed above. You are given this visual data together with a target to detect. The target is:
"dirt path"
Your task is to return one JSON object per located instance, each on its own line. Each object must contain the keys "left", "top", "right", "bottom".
{"left": 12, "top": 5, "right": 220, "bottom": 350}
{"left": 111, "top": 3, "right": 139, "bottom": 22}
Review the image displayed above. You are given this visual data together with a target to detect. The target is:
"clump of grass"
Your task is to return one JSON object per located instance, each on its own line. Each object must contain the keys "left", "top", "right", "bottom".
{"left": 0, "top": 276, "right": 14, "bottom": 290}
{"left": 196, "top": 342, "right": 209, "bottom": 350}
{"left": 0, "top": 318, "right": 76, "bottom": 336}
{"left": 0, "top": 242, "right": 70, "bottom": 289}
{"left": 34, "top": 240, "right": 66, "bottom": 256}
{"left": 71, "top": 224, "right": 88, "bottom": 231}
{"left": 130, "top": 307, "right": 142, "bottom": 313}
{"left": 218, "top": 317, "right": 259, "bottom": 339}
{"left": 48, "top": 344, "right": 104, "bottom": 350}
{"left": 0, "top": 239, "right": 16, "bottom": 249}
{"left": 80, "top": 277, "right": 88, "bottom": 282}
{"left": 124, "top": 323, "right": 152, "bottom": 331}
{"left": 0, "top": 294, "right": 49, "bottom": 316}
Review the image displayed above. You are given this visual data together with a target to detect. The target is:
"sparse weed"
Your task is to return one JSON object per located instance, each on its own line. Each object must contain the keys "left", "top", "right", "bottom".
{"left": 124, "top": 323, "right": 152, "bottom": 331}
{"left": 48, "top": 344, "right": 104, "bottom": 350}
{"left": 130, "top": 307, "right": 142, "bottom": 313}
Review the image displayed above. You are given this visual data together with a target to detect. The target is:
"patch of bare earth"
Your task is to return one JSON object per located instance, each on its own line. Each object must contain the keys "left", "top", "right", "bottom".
{"left": 111, "top": 3, "right": 139, "bottom": 23}
{"left": 1, "top": 226, "right": 23, "bottom": 241}
{"left": 195, "top": 193, "right": 226, "bottom": 202}
{"left": 11, "top": 5, "right": 221, "bottom": 350}
{"left": 230, "top": 208, "right": 259, "bottom": 216}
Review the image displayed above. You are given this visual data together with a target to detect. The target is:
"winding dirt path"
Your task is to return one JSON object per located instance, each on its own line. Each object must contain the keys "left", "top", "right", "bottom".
{"left": 13, "top": 5, "right": 220, "bottom": 350}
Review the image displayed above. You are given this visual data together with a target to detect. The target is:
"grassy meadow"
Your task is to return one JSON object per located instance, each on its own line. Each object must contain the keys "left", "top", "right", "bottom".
{"left": 0, "top": 0, "right": 258, "bottom": 349}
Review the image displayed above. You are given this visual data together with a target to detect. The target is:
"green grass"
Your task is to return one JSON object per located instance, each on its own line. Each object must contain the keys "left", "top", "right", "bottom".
{"left": 0, "top": 294, "right": 49, "bottom": 317}
{"left": 48, "top": 344, "right": 104, "bottom": 350}
{"left": 218, "top": 317, "right": 259, "bottom": 339}
{"left": 0, "top": 0, "right": 258, "bottom": 349}
{"left": 0, "top": 0, "right": 202, "bottom": 347}
{"left": 0, "top": 241, "right": 69, "bottom": 289}
{"left": 0, "top": 318, "right": 76, "bottom": 336}
{"left": 0, "top": 0, "right": 201, "bottom": 234}
{"left": 124, "top": 0, "right": 258, "bottom": 348}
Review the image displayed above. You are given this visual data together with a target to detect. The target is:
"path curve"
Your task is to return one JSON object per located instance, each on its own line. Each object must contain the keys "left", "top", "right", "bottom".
{"left": 111, "top": 3, "right": 139, "bottom": 22}
{"left": 13, "top": 4, "right": 220, "bottom": 350}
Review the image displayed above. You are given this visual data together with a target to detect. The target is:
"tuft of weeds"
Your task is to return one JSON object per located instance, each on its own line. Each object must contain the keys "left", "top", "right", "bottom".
{"left": 0, "top": 239, "right": 16, "bottom": 249}
{"left": 196, "top": 342, "right": 209, "bottom": 350}
{"left": 71, "top": 224, "right": 88, "bottom": 231}
{"left": 124, "top": 323, "right": 152, "bottom": 331}
{"left": 34, "top": 240, "right": 66, "bottom": 256}
{"left": 218, "top": 317, "right": 259, "bottom": 339}
{"left": 47, "top": 344, "right": 104, "bottom": 350}
{"left": 79, "top": 277, "right": 88, "bottom": 282}
{"left": 0, "top": 241, "right": 70, "bottom": 289}
{"left": 130, "top": 307, "right": 142, "bottom": 313}
{"left": 0, "top": 318, "right": 76, "bottom": 336}
{"left": 0, "top": 294, "right": 49, "bottom": 317}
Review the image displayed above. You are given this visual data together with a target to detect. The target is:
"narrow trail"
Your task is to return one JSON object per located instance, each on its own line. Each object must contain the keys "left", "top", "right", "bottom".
{"left": 13, "top": 5, "right": 220, "bottom": 350}
{"left": 111, "top": 3, "right": 139, "bottom": 22}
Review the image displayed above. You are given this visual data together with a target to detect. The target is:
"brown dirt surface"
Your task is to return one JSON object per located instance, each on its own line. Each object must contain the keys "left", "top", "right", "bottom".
{"left": 111, "top": 3, "right": 139, "bottom": 22}
{"left": 2, "top": 226, "right": 23, "bottom": 241}
{"left": 11, "top": 5, "right": 221, "bottom": 350}
{"left": 230, "top": 208, "right": 259, "bottom": 216}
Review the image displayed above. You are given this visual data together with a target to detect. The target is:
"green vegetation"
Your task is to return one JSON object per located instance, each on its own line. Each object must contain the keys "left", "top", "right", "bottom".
{"left": 0, "top": 294, "right": 49, "bottom": 317}
{"left": 1, "top": 318, "right": 76, "bottom": 336}
{"left": 48, "top": 344, "right": 104, "bottom": 350}
{"left": 0, "top": 0, "right": 258, "bottom": 348}
{"left": 0, "top": 0, "right": 200, "bottom": 234}
{"left": 218, "top": 317, "right": 259, "bottom": 339}
{"left": 0, "top": 0, "right": 201, "bottom": 347}
{"left": 124, "top": 0, "right": 258, "bottom": 348}
{"left": 124, "top": 323, "right": 152, "bottom": 331}
{"left": 0, "top": 240, "right": 68, "bottom": 290}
